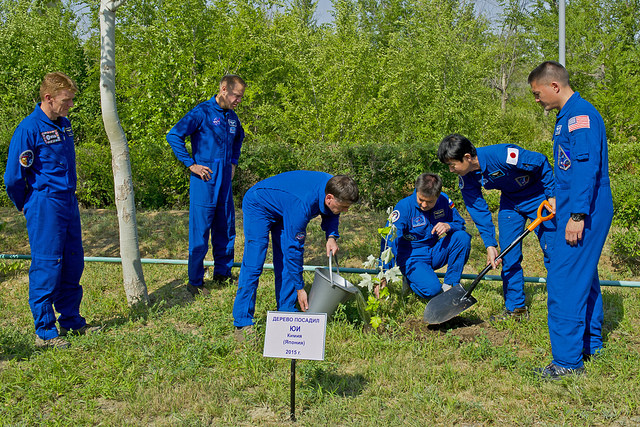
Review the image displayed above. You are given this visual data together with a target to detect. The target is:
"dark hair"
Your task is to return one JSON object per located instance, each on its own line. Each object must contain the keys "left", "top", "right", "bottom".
{"left": 220, "top": 74, "right": 247, "bottom": 90}
{"left": 415, "top": 173, "right": 442, "bottom": 198}
{"left": 438, "top": 133, "right": 476, "bottom": 163}
{"left": 326, "top": 175, "right": 359, "bottom": 204}
{"left": 528, "top": 61, "right": 570, "bottom": 86}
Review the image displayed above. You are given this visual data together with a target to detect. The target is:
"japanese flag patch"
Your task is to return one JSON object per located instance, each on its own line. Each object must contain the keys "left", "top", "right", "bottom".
{"left": 19, "top": 150, "right": 34, "bottom": 167}
{"left": 506, "top": 147, "right": 519, "bottom": 165}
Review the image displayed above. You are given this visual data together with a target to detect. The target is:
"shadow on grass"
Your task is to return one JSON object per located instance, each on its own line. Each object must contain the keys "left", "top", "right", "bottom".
{"left": 303, "top": 367, "right": 368, "bottom": 398}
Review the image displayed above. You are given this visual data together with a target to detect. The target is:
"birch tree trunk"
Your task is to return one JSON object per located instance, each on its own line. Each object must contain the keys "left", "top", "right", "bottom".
{"left": 100, "top": 0, "right": 148, "bottom": 306}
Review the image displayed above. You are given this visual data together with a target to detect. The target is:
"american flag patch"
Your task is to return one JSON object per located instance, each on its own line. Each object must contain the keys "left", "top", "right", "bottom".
{"left": 568, "top": 115, "right": 590, "bottom": 132}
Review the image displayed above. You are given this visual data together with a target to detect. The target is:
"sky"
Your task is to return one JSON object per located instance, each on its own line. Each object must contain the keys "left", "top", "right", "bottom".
{"left": 313, "top": 0, "right": 505, "bottom": 25}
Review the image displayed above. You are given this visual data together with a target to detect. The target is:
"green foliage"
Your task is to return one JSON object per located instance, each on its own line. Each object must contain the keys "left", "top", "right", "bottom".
{"left": 0, "top": 0, "right": 638, "bottom": 273}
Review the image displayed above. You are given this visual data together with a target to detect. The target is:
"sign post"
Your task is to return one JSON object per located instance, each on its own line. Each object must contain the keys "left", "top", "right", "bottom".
{"left": 263, "top": 311, "right": 327, "bottom": 421}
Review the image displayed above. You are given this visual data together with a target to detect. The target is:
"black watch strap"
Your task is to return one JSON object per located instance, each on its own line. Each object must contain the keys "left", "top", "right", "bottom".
{"left": 571, "top": 213, "right": 586, "bottom": 221}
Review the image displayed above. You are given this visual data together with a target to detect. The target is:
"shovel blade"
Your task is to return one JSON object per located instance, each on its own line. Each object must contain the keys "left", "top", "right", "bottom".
{"left": 423, "top": 284, "right": 478, "bottom": 325}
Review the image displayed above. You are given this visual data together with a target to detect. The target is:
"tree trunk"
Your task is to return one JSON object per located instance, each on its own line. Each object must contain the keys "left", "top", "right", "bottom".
{"left": 100, "top": 0, "right": 148, "bottom": 306}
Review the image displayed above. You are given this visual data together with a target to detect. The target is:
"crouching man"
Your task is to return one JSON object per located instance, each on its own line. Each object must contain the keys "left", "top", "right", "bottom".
{"left": 377, "top": 173, "right": 471, "bottom": 299}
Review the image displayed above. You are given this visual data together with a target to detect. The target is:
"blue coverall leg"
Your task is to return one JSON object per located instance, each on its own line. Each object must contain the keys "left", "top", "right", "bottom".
{"left": 547, "top": 188, "right": 612, "bottom": 369}
{"left": 187, "top": 163, "right": 235, "bottom": 286}
{"left": 497, "top": 207, "right": 527, "bottom": 311}
{"left": 233, "top": 194, "right": 271, "bottom": 327}
{"left": 270, "top": 221, "right": 301, "bottom": 312}
{"left": 498, "top": 203, "right": 555, "bottom": 311}
{"left": 25, "top": 193, "right": 86, "bottom": 340}
{"left": 403, "top": 231, "right": 471, "bottom": 299}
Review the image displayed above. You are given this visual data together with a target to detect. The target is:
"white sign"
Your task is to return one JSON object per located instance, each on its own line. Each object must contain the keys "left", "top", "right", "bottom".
{"left": 263, "top": 311, "right": 327, "bottom": 361}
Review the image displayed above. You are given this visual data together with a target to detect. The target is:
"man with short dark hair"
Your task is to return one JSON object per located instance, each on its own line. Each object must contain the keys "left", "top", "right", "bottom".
{"left": 438, "top": 134, "right": 556, "bottom": 322}
{"left": 377, "top": 173, "right": 471, "bottom": 299}
{"left": 529, "top": 61, "right": 613, "bottom": 380}
{"left": 4, "top": 72, "right": 99, "bottom": 349}
{"left": 167, "top": 74, "right": 246, "bottom": 295}
{"left": 232, "top": 171, "right": 358, "bottom": 337}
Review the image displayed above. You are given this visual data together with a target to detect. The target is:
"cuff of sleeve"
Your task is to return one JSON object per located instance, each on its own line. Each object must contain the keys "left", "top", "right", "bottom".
{"left": 231, "top": 159, "right": 239, "bottom": 165}
{"left": 327, "top": 234, "right": 339, "bottom": 240}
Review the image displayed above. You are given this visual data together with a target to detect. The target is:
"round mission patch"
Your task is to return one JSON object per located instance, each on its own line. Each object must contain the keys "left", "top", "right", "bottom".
{"left": 19, "top": 150, "right": 34, "bottom": 168}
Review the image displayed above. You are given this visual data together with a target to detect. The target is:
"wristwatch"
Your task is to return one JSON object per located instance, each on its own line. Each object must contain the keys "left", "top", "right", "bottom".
{"left": 570, "top": 213, "right": 586, "bottom": 221}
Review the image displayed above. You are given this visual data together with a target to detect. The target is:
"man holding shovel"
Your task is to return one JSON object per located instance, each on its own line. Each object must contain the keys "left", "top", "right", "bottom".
{"left": 232, "top": 171, "right": 359, "bottom": 340}
{"left": 528, "top": 61, "right": 613, "bottom": 380}
{"left": 438, "top": 134, "right": 556, "bottom": 322}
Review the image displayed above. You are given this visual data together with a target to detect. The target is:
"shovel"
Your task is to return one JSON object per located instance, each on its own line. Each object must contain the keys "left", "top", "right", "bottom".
{"left": 423, "top": 200, "right": 555, "bottom": 325}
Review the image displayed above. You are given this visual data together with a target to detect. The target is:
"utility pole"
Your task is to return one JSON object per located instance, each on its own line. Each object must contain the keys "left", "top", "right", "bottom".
{"left": 559, "top": 0, "right": 565, "bottom": 65}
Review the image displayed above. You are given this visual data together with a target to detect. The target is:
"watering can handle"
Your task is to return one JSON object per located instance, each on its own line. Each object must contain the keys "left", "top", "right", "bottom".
{"left": 329, "top": 254, "right": 334, "bottom": 285}
{"left": 328, "top": 253, "right": 340, "bottom": 286}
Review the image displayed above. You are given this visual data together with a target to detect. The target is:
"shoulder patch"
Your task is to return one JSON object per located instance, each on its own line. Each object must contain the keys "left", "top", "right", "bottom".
{"left": 390, "top": 210, "right": 400, "bottom": 223}
{"left": 506, "top": 147, "right": 519, "bottom": 165}
{"left": 19, "top": 150, "right": 34, "bottom": 168}
{"left": 568, "top": 115, "right": 590, "bottom": 132}
{"left": 212, "top": 117, "right": 221, "bottom": 126}
{"left": 458, "top": 176, "right": 464, "bottom": 190}
{"left": 558, "top": 146, "right": 571, "bottom": 170}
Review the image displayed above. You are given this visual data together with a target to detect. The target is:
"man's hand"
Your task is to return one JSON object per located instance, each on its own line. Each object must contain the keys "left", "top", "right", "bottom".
{"left": 431, "top": 222, "right": 451, "bottom": 237}
{"left": 189, "top": 163, "right": 213, "bottom": 181}
{"left": 565, "top": 218, "right": 584, "bottom": 246}
{"left": 547, "top": 197, "right": 556, "bottom": 215}
{"left": 297, "top": 289, "right": 309, "bottom": 311}
{"left": 487, "top": 246, "right": 501, "bottom": 269}
{"left": 326, "top": 237, "right": 338, "bottom": 257}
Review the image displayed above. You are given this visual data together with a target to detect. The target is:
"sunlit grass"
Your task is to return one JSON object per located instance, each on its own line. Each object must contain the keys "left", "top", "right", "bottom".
{"left": 1, "top": 207, "right": 639, "bottom": 425}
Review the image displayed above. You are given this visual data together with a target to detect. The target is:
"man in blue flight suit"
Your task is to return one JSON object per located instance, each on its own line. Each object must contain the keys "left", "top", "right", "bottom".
{"left": 232, "top": 171, "right": 359, "bottom": 339}
{"left": 438, "top": 134, "right": 556, "bottom": 321}
{"left": 167, "top": 75, "right": 246, "bottom": 295}
{"left": 376, "top": 173, "right": 471, "bottom": 299}
{"left": 4, "top": 72, "right": 99, "bottom": 349}
{"left": 529, "top": 61, "right": 613, "bottom": 380}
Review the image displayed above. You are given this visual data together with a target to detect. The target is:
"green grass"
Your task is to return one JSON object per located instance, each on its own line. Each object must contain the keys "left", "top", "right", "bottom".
{"left": 1, "top": 207, "right": 639, "bottom": 425}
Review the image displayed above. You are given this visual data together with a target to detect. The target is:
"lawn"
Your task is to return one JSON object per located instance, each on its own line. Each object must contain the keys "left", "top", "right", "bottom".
{"left": 1, "top": 206, "right": 639, "bottom": 425}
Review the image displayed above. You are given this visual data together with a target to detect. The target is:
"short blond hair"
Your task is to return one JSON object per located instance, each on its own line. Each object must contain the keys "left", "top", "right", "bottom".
{"left": 40, "top": 72, "right": 78, "bottom": 101}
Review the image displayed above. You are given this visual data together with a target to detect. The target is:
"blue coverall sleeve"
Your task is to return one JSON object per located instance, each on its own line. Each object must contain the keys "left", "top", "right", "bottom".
{"left": 320, "top": 214, "right": 340, "bottom": 240}
{"left": 518, "top": 149, "right": 556, "bottom": 199}
{"left": 3, "top": 126, "right": 34, "bottom": 211}
{"left": 166, "top": 109, "right": 202, "bottom": 168}
{"left": 230, "top": 122, "right": 244, "bottom": 165}
{"left": 461, "top": 179, "right": 498, "bottom": 248}
{"left": 568, "top": 119, "right": 601, "bottom": 214}
{"left": 287, "top": 214, "right": 311, "bottom": 291}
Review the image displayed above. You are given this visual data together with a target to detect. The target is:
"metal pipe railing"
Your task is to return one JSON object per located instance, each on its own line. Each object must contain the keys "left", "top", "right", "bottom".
{"left": 2, "top": 253, "right": 639, "bottom": 288}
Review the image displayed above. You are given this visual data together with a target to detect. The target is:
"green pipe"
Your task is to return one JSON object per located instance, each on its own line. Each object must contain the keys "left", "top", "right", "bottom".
{"left": 1, "top": 253, "right": 639, "bottom": 288}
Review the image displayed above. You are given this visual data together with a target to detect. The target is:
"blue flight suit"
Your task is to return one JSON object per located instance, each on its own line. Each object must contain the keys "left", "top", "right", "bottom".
{"left": 384, "top": 191, "right": 471, "bottom": 298}
{"left": 459, "top": 144, "right": 556, "bottom": 311}
{"left": 166, "top": 95, "right": 244, "bottom": 285}
{"left": 4, "top": 104, "right": 87, "bottom": 340}
{"left": 232, "top": 171, "right": 340, "bottom": 327}
{"left": 548, "top": 92, "right": 613, "bottom": 369}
